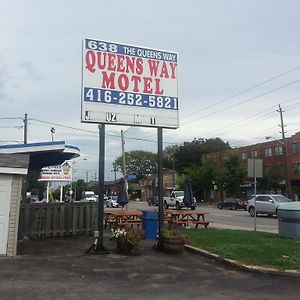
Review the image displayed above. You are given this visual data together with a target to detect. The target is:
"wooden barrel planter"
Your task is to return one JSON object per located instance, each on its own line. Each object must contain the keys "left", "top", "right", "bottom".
{"left": 162, "top": 237, "right": 185, "bottom": 254}
{"left": 116, "top": 239, "right": 140, "bottom": 256}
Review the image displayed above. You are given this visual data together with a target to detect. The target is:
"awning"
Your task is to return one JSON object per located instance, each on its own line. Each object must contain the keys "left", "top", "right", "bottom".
{"left": 0, "top": 141, "right": 80, "bottom": 171}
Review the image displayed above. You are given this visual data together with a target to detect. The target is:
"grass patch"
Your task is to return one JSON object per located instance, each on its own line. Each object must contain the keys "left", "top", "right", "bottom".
{"left": 185, "top": 228, "right": 300, "bottom": 271}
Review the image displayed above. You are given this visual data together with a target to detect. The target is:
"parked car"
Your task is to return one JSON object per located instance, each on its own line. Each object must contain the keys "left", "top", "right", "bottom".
{"left": 27, "top": 195, "right": 39, "bottom": 203}
{"left": 163, "top": 190, "right": 196, "bottom": 210}
{"left": 246, "top": 194, "right": 292, "bottom": 217}
{"left": 147, "top": 197, "right": 158, "bottom": 206}
{"left": 217, "top": 198, "right": 247, "bottom": 210}
{"left": 106, "top": 196, "right": 120, "bottom": 208}
{"left": 81, "top": 191, "right": 97, "bottom": 202}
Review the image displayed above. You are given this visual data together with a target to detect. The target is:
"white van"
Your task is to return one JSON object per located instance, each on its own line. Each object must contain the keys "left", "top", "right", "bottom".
{"left": 81, "top": 191, "right": 97, "bottom": 202}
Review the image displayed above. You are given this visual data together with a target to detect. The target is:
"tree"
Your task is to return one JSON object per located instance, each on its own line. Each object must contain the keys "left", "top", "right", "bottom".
{"left": 221, "top": 151, "right": 247, "bottom": 197}
{"left": 259, "top": 165, "right": 283, "bottom": 193}
{"left": 163, "top": 144, "right": 179, "bottom": 170}
{"left": 174, "top": 138, "right": 230, "bottom": 173}
{"left": 113, "top": 150, "right": 157, "bottom": 180}
{"left": 186, "top": 158, "right": 222, "bottom": 201}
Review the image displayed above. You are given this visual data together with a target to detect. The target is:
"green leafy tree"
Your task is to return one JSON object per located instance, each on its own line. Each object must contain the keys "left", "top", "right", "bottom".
{"left": 113, "top": 150, "right": 157, "bottom": 180}
{"left": 187, "top": 158, "right": 222, "bottom": 201}
{"left": 163, "top": 144, "right": 179, "bottom": 170}
{"left": 259, "top": 165, "right": 283, "bottom": 193}
{"left": 74, "top": 179, "right": 88, "bottom": 201}
{"left": 221, "top": 151, "right": 247, "bottom": 197}
{"left": 174, "top": 138, "right": 230, "bottom": 173}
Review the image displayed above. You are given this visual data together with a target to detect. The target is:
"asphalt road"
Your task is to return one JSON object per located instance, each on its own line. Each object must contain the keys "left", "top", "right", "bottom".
{"left": 128, "top": 201, "right": 279, "bottom": 233}
{"left": 199, "top": 205, "right": 278, "bottom": 233}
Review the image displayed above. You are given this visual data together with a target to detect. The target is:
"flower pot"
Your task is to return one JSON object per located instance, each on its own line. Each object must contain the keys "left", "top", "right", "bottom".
{"left": 162, "top": 237, "right": 185, "bottom": 254}
{"left": 116, "top": 239, "right": 140, "bottom": 256}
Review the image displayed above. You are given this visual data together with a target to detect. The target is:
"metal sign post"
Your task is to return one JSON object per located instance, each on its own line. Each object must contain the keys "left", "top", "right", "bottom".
{"left": 247, "top": 159, "right": 263, "bottom": 232}
{"left": 157, "top": 128, "right": 164, "bottom": 249}
{"left": 81, "top": 38, "right": 179, "bottom": 252}
{"left": 96, "top": 124, "right": 106, "bottom": 252}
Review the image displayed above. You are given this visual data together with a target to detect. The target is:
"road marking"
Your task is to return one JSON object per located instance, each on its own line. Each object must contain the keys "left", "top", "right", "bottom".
{"left": 209, "top": 213, "right": 234, "bottom": 217}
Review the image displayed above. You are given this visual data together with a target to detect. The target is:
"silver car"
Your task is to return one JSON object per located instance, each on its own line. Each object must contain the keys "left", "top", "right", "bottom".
{"left": 247, "top": 194, "right": 292, "bottom": 217}
{"left": 105, "top": 196, "right": 120, "bottom": 208}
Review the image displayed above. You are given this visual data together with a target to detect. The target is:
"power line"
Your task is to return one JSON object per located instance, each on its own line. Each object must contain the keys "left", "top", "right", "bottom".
{"left": 29, "top": 118, "right": 177, "bottom": 145}
{"left": 0, "top": 117, "right": 24, "bottom": 120}
{"left": 182, "top": 65, "right": 300, "bottom": 119}
{"left": 182, "top": 79, "right": 300, "bottom": 126}
{"left": 0, "top": 126, "right": 23, "bottom": 129}
{"left": 200, "top": 96, "right": 300, "bottom": 138}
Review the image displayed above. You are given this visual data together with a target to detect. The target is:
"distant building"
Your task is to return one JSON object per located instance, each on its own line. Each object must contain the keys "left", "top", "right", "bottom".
{"left": 206, "top": 131, "right": 300, "bottom": 200}
{"left": 139, "top": 171, "right": 178, "bottom": 201}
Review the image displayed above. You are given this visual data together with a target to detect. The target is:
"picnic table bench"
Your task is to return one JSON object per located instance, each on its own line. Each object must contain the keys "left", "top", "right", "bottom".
{"left": 167, "top": 210, "right": 211, "bottom": 229}
{"left": 105, "top": 210, "right": 142, "bottom": 228}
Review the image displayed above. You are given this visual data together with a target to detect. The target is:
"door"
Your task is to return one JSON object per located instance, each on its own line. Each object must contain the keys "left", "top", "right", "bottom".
{"left": 0, "top": 175, "right": 12, "bottom": 254}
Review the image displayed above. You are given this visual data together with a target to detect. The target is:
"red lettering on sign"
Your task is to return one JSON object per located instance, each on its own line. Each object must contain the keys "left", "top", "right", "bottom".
{"left": 148, "top": 59, "right": 159, "bottom": 76}
{"left": 100, "top": 72, "right": 163, "bottom": 95}
{"left": 118, "top": 74, "right": 129, "bottom": 91}
{"left": 160, "top": 62, "right": 169, "bottom": 78}
{"left": 143, "top": 77, "right": 152, "bottom": 94}
{"left": 102, "top": 72, "right": 116, "bottom": 89}
{"left": 169, "top": 63, "right": 177, "bottom": 79}
{"left": 154, "top": 78, "right": 163, "bottom": 95}
{"left": 131, "top": 76, "right": 141, "bottom": 92}
{"left": 116, "top": 55, "right": 125, "bottom": 73}
{"left": 107, "top": 53, "right": 117, "bottom": 71}
{"left": 86, "top": 50, "right": 96, "bottom": 73}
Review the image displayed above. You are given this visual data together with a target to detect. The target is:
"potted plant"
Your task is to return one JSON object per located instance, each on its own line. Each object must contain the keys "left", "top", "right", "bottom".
{"left": 111, "top": 228, "right": 144, "bottom": 256}
{"left": 161, "top": 230, "right": 187, "bottom": 254}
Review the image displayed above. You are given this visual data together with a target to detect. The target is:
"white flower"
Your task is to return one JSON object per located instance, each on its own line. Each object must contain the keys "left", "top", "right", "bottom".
{"left": 111, "top": 228, "right": 127, "bottom": 239}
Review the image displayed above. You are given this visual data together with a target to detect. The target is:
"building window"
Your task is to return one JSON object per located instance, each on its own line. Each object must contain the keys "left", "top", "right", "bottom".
{"left": 265, "top": 165, "right": 284, "bottom": 177}
{"left": 264, "top": 148, "right": 272, "bottom": 157}
{"left": 274, "top": 146, "right": 283, "bottom": 156}
{"left": 292, "top": 143, "right": 300, "bottom": 153}
{"left": 241, "top": 152, "right": 248, "bottom": 160}
{"left": 293, "top": 163, "right": 300, "bottom": 174}
{"left": 251, "top": 150, "right": 257, "bottom": 158}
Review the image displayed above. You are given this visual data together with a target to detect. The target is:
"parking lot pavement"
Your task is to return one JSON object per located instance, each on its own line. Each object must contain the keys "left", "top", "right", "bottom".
{"left": 0, "top": 234, "right": 300, "bottom": 299}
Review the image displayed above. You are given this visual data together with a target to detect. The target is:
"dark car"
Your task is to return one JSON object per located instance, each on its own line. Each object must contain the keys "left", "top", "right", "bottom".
{"left": 147, "top": 197, "right": 158, "bottom": 206}
{"left": 217, "top": 198, "right": 247, "bottom": 210}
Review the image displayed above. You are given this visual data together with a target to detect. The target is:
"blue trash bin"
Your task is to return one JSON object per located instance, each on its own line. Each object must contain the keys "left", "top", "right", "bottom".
{"left": 142, "top": 211, "right": 158, "bottom": 239}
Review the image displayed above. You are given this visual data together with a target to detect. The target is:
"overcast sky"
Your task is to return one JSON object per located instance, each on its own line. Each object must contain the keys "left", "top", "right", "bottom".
{"left": 1, "top": 0, "right": 300, "bottom": 180}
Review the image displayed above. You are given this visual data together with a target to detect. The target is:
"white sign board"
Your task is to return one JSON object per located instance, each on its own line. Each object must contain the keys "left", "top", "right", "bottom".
{"left": 39, "top": 162, "right": 72, "bottom": 182}
{"left": 247, "top": 159, "right": 263, "bottom": 178}
{"left": 81, "top": 38, "right": 179, "bottom": 128}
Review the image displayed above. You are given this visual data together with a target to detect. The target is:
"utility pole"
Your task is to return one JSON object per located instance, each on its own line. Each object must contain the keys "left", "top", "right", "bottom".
{"left": 277, "top": 104, "right": 292, "bottom": 198}
{"left": 23, "top": 113, "right": 28, "bottom": 144}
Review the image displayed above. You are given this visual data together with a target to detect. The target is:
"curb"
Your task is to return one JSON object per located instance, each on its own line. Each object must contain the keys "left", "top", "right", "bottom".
{"left": 185, "top": 245, "right": 300, "bottom": 278}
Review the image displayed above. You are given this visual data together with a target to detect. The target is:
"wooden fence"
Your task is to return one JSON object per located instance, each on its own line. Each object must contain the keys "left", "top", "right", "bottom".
{"left": 18, "top": 202, "right": 99, "bottom": 238}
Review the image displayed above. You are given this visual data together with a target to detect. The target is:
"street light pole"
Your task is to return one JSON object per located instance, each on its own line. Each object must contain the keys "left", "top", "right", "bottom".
{"left": 70, "top": 157, "right": 87, "bottom": 201}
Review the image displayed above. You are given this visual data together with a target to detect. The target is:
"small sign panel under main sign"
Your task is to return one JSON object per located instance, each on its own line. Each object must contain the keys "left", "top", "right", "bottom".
{"left": 81, "top": 38, "right": 179, "bottom": 128}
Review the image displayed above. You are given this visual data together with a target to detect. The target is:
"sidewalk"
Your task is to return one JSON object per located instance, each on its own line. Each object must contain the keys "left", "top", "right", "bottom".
{"left": 1, "top": 233, "right": 300, "bottom": 299}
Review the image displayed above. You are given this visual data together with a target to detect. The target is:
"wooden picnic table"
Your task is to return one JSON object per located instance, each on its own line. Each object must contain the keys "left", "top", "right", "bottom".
{"left": 167, "top": 210, "right": 210, "bottom": 229}
{"left": 105, "top": 210, "right": 142, "bottom": 228}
